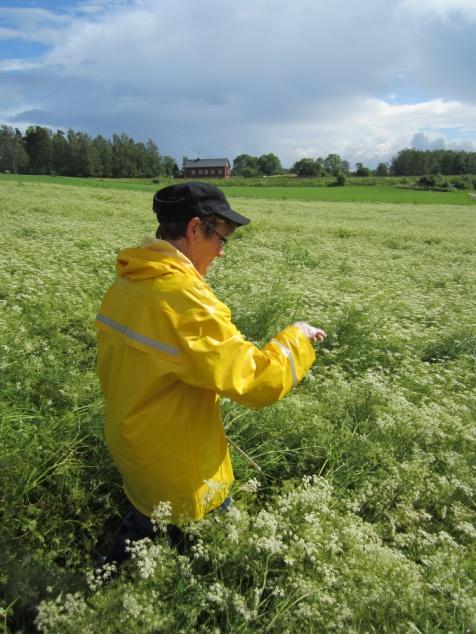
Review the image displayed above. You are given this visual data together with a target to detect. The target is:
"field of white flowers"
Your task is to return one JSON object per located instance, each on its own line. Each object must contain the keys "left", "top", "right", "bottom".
{"left": 1, "top": 180, "right": 475, "bottom": 633}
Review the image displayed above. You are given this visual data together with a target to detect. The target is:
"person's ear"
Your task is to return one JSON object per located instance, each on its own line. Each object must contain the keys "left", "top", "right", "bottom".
{"left": 186, "top": 217, "right": 201, "bottom": 241}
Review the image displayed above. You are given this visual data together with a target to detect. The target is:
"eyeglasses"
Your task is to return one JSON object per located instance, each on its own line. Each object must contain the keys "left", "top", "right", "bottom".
{"left": 213, "top": 229, "right": 228, "bottom": 247}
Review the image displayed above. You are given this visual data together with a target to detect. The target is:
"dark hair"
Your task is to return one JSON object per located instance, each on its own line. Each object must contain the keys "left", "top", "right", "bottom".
{"left": 156, "top": 220, "right": 189, "bottom": 240}
{"left": 157, "top": 215, "right": 235, "bottom": 240}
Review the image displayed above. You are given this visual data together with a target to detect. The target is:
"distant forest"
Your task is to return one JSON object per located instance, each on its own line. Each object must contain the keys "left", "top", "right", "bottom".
{"left": 1, "top": 123, "right": 476, "bottom": 178}
{"left": 0, "top": 124, "right": 179, "bottom": 178}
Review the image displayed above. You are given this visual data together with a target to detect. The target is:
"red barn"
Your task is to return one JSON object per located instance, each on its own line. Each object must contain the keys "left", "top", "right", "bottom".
{"left": 183, "top": 158, "right": 231, "bottom": 178}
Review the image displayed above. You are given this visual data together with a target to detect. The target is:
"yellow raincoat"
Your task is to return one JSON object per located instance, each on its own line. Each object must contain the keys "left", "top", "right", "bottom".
{"left": 96, "top": 239, "right": 316, "bottom": 522}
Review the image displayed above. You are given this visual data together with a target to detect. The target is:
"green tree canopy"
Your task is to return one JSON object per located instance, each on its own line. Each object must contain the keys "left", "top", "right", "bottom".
{"left": 0, "top": 125, "right": 28, "bottom": 173}
{"left": 291, "top": 158, "right": 321, "bottom": 177}
{"left": 92, "top": 135, "right": 113, "bottom": 177}
{"left": 324, "top": 153, "right": 349, "bottom": 176}
{"left": 145, "top": 140, "right": 161, "bottom": 177}
{"left": 51, "top": 130, "right": 71, "bottom": 175}
{"left": 391, "top": 148, "right": 476, "bottom": 176}
{"left": 232, "top": 154, "right": 259, "bottom": 176}
{"left": 161, "top": 155, "right": 178, "bottom": 177}
{"left": 24, "top": 126, "right": 52, "bottom": 174}
{"left": 375, "top": 162, "right": 389, "bottom": 176}
{"left": 0, "top": 123, "right": 170, "bottom": 178}
{"left": 355, "top": 162, "right": 371, "bottom": 177}
{"left": 257, "top": 153, "right": 282, "bottom": 176}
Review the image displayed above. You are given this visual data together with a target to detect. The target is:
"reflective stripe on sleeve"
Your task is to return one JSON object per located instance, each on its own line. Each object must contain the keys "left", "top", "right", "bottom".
{"left": 272, "top": 339, "right": 298, "bottom": 387}
{"left": 96, "top": 313, "right": 179, "bottom": 357}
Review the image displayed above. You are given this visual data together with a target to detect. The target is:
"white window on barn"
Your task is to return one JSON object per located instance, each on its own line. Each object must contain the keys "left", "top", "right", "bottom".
{"left": 192, "top": 170, "right": 195, "bottom": 175}
{"left": 199, "top": 170, "right": 203, "bottom": 175}
{"left": 211, "top": 169, "right": 215, "bottom": 175}
{"left": 205, "top": 170, "right": 209, "bottom": 175}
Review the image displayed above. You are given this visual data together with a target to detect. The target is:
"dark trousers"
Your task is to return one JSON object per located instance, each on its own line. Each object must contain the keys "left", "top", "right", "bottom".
{"left": 105, "top": 496, "right": 232, "bottom": 565}
{"left": 105, "top": 507, "right": 186, "bottom": 564}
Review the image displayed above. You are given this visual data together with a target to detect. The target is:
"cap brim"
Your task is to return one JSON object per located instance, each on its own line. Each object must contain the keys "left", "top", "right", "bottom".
{"left": 216, "top": 207, "right": 251, "bottom": 226}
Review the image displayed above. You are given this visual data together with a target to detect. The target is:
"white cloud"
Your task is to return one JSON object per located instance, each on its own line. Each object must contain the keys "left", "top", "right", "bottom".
{"left": 0, "top": 58, "right": 43, "bottom": 71}
{"left": 411, "top": 132, "right": 445, "bottom": 150}
{"left": 398, "top": 0, "right": 476, "bottom": 22}
{"left": 75, "top": 1, "right": 127, "bottom": 14}
{"left": 0, "top": 0, "right": 475, "bottom": 166}
{"left": 253, "top": 98, "right": 476, "bottom": 166}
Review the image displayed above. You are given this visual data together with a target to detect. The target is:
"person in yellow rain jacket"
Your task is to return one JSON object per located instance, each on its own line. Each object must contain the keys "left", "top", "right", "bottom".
{"left": 96, "top": 182, "right": 326, "bottom": 563}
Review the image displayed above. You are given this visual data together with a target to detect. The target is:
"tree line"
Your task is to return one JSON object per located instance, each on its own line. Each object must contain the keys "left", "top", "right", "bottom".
{"left": 235, "top": 151, "right": 476, "bottom": 177}
{"left": 289, "top": 151, "right": 476, "bottom": 178}
{"left": 1, "top": 123, "right": 476, "bottom": 178}
{"left": 232, "top": 153, "right": 364, "bottom": 177}
{"left": 390, "top": 148, "right": 476, "bottom": 176}
{"left": 0, "top": 124, "right": 179, "bottom": 178}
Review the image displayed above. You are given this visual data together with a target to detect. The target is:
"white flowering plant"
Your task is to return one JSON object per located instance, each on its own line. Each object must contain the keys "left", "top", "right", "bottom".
{"left": 0, "top": 181, "right": 474, "bottom": 632}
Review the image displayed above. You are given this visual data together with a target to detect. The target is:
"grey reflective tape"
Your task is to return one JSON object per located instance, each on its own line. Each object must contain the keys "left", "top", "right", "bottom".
{"left": 96, "top": 314, "right": 179, "bottom": 356}
{"left": 272, "top": 339, "right": 298, "bottom": 387}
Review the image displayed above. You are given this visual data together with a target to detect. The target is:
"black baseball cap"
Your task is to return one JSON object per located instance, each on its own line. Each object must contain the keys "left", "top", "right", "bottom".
{"left": 153, "top": 182, "right": 250, "bottom": 226}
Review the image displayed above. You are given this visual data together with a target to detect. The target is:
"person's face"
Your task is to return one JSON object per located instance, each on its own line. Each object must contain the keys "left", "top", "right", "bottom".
{"left": 187, "top": 218, "right": 232, "bottom": 275}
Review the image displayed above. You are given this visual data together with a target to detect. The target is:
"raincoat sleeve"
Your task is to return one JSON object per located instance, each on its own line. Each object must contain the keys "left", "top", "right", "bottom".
{"left": 171, "top": 287, "right": 316, "bottom": 409}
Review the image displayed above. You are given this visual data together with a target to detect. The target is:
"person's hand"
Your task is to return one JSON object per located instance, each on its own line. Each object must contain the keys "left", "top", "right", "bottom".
{"left": 293, "top": 321, "right": 327, "bottom": 342}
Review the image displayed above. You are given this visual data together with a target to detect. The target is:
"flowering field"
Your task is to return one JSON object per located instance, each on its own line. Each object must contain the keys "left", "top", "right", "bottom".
{"left": 1, "top": 180, "right": 475, "bottom": 632}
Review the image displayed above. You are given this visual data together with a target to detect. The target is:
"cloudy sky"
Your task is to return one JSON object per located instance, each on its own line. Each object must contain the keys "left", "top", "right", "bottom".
{"left": 1, "top": 0, "right": 475, "bottom": 168}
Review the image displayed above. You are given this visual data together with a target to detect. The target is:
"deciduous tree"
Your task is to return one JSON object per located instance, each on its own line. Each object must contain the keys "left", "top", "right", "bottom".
{"left": 257, "top": 153, "right": 282, "bottom": 176}
{"left": 24, "top": 126, "right": 52, "bottom": 174}
{"left": 232, "top": 154, "right": 259, "bottom": 176}
{"left": 324, "top": 153, "right": 349, "bottom": 176}
{"left": 0, "top": 125, "right": 28, "bottom": 173}
{"left": 291, "top": 158, "right": 321, "bottom": 177}
{"left": 355, "top": 162, "right": 370, "bottom": 177}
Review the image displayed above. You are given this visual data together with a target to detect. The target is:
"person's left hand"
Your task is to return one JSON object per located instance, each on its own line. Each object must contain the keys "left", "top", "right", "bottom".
{"left": 293, "top": 321, "right": 327, "bottom": 342}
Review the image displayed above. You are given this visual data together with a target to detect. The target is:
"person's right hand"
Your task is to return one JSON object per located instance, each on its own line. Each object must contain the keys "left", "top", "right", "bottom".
{"left": 293, "top": 321, "right": 327, "bottom": 343}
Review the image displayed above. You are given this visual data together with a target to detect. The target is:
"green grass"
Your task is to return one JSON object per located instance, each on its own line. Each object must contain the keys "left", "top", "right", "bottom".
{"left": 0, "top": 172, "right": 165, "bottom": 192}
{"left": 215, "top": 184, "right": 476, "bottom": 204}
{"left": 1, "top": 180, "right": 475, "bottom": 632}
{"left": 2, "top": 172, "right": 475, "bottom": 205}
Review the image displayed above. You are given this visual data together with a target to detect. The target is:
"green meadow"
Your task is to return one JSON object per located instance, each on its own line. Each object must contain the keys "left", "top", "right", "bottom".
{"left": 1, "top": 172, "right": 476, "bottom": 205}
{"left": 205, "top": 184, "right": 476, "bottom": 204}
{"left": 0, "top": 180, "right": 475, "bottom": 632}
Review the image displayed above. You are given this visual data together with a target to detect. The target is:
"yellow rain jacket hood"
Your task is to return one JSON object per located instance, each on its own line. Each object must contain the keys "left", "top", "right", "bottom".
{"left": 96, "top": 238, "right": 315, "bottom": 521}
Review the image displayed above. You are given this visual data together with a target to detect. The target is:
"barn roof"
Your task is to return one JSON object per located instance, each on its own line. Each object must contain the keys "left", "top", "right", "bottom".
{"left": 184, "top": 158, "right": 230, "bottom": 168}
